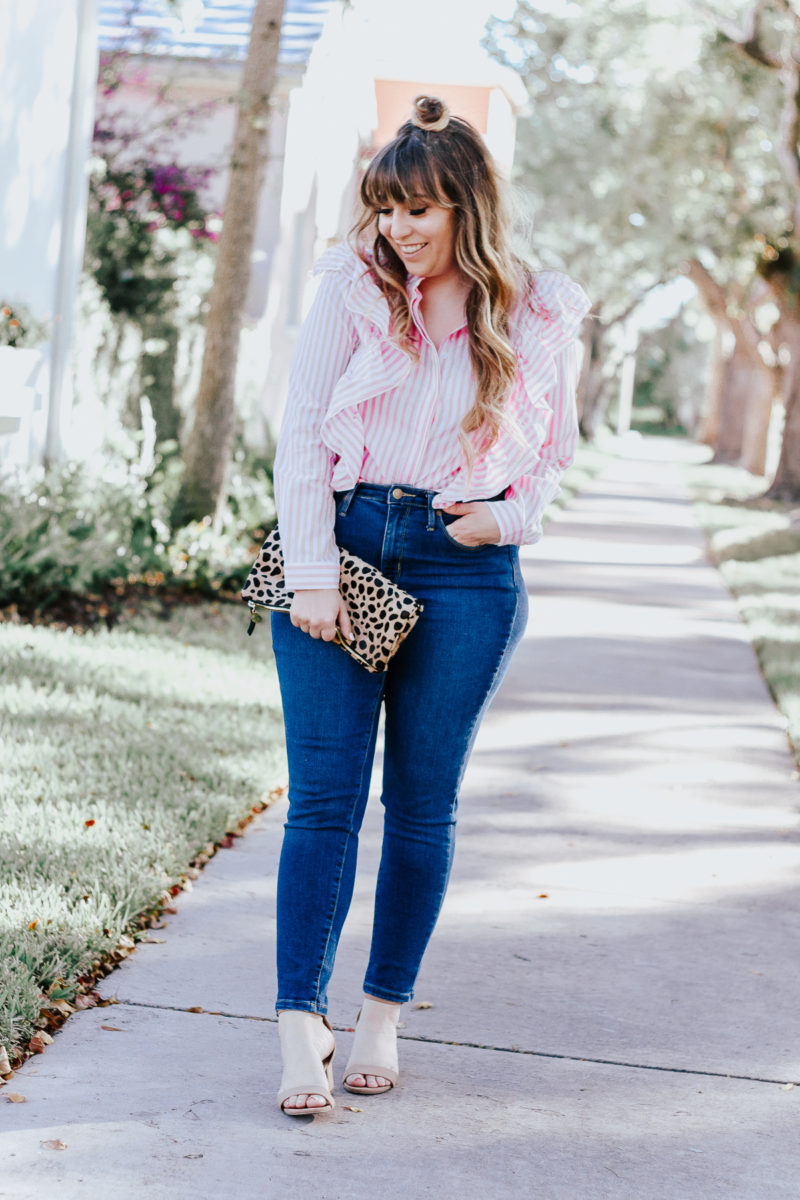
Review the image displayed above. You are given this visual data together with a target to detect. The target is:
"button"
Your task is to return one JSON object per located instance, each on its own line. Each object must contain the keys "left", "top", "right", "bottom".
{"left": 392, "top": 487, "right": 404, "bottom": 499}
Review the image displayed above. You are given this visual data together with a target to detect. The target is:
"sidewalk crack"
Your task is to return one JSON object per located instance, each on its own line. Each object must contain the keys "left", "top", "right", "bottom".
{"left": 107, "top": 999, "right": 798, "bottom": 1088}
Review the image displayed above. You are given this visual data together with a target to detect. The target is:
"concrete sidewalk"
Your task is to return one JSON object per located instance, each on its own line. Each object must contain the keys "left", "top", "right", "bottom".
{"left": 3, "top": 440, "right": 800, "bottom": 1200}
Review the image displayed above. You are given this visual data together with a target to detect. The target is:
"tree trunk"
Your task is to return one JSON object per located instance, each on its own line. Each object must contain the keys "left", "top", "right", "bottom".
{"left": 577, "top": 321, "right": 608, "bottom": 438}
{"left": 685, "top": 259, "right": 779, "bottom": 470}
{"left": 698, "top": 324, "right": 726, "bottom": 447}
{"left": 739, "top": 372, "right": 775, "bottom": 476}
{"left": 576, "top": 322, "right": 594, "bottom": 426}
{"left": 172, "top": 0, "right": 286, "bottom": 526}
{"left": 718, "top": 14, "right": 800, "bottom": 493}
{"left": 766, "top": 316, "right": 800, "bottom": 499}
{"left": 712, "top": 338, "right": 751, "bottom": 464}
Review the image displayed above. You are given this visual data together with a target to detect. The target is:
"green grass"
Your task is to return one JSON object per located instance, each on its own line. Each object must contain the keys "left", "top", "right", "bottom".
{"left": 685, "top": 459, "right": 800, "bottom": 759}
{"left": 0, "top": 598, "right": 284, "bottom": 1059}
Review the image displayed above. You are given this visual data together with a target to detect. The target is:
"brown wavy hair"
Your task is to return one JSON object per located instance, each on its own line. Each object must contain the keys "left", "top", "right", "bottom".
{"left": 351, "top": 95, "right": 528, "bottom": 466}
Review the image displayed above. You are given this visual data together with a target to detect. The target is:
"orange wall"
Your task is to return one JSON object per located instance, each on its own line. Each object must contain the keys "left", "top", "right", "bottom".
{"left": 373, "top": 80, "right": 492, "bottom": 149}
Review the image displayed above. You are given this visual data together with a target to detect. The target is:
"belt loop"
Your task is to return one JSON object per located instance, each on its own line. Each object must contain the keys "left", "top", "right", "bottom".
{"left": 338, "top": 485, "right": 358, "bottom": 515}
{"left": 426, "top": 492, "right": 436, "bottom": 531}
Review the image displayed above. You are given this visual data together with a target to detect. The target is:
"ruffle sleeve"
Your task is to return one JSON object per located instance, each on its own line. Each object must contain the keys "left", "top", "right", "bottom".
{"left": 527, "top": 269, "right": 592, "bottom": 356}
{"left": 311, "top": 243, "right": 394, "bottom": 337}
{"left": 311, "top": 245, "right": 414, "bottom": 481}
{"left": 433, "top": 270, "right": 590, "bottom": 508}
{"left": 508, "top": 270, "right": 591, "bottom": 417}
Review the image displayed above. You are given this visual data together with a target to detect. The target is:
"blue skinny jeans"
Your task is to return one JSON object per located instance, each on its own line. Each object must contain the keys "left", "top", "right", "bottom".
{"left": 271, "top": 483, "right": 528, "bottom": 1014}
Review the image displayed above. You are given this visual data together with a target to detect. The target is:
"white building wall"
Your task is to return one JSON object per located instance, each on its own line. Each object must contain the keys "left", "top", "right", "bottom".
{"left": 248, "top": 2, "right": 376, "bottom": 433}
{"left": 0, "top": 0, "right": 98, "bottom": 463}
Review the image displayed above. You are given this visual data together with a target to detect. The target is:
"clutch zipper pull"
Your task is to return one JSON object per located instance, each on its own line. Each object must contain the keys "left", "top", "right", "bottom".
{"left": 246, "top": 602, "right": 263, "bottom": 637}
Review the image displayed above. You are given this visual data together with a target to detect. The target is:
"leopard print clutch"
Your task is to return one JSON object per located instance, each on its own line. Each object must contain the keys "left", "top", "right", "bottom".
{"left": 241, "top": 527, "right": 424, "bottom": 674}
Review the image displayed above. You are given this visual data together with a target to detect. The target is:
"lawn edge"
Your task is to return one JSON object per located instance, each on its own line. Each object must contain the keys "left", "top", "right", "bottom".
{"left": 0, "top": 782, "right": 287, "bottom": 1081}
{"left": 682, "top": 457, "right": 800, "bottom": 770}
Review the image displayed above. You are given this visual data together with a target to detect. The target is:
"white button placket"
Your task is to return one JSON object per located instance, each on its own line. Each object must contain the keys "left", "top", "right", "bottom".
{"left": 408, "top": 292, "right": 442, "bottom": 484}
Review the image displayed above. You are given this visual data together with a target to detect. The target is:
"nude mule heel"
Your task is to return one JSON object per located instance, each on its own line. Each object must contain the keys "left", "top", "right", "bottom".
{"left": 277, "top": 1011, "right": 336, "bottom": 1116}
{"left": 343, "top": 996, "right": 400, "bottom": 1095}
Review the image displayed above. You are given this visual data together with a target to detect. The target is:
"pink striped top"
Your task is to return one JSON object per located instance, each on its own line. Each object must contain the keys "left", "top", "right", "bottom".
{"left": 274, "top": 243, "right": 591, "bottom": 589}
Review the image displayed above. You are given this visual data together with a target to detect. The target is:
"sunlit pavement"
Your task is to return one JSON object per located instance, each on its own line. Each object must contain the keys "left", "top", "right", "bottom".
{"left": 3, "top": 438, "right": 799, "bottom": 1199}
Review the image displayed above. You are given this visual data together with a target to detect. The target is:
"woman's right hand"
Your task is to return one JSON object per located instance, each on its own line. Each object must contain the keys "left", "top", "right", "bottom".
{"left": 290, "top": 589, "right": 353, "bottom": 643}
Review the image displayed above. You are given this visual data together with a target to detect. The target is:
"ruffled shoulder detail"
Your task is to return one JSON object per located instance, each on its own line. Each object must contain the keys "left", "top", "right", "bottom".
{"left": 311, "top": 242, "right": 392, "bottom": 336}
{"left": 485, "top": 269, "right": 590, "bottom": 467}
{"left": 523, "top": 269, "right": 592, "bottom": 357}
{"left": 310, "top": 241, "right": 362, "bottom": 279}
{"left": 313, "top": 245, "right": 413, "bottom": 472}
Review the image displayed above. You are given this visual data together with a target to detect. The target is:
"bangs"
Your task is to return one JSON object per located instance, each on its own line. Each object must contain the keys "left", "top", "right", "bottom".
{"left": 361, "top": 136, "right": 453, "bottom": 209}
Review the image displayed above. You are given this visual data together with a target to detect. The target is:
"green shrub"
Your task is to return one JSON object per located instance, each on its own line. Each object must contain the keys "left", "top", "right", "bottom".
{"left": 0, "top": 460, "right": 164, "bottom": 603}
{"left": 0, "top": 448, "right": 275, "bottom": 608}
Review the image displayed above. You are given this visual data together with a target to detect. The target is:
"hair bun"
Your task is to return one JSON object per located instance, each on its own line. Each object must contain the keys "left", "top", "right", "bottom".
{"left": 410, "top": 95, "right": 450, "bottom": 133}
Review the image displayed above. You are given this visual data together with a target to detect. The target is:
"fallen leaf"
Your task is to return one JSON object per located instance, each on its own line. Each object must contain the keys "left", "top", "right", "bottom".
{"left": 73, "top": 995, "right": 98, "bottom": 1010}
{"left": 186, "top": 1006, "right": 204, "bottom": 1014}
{"left": 6, "top": 1093, "right": 26, "bottom": 1103}
{"left": 538, "top": 893, "right": 549, "bottom": 899}
{"left": 781, "top": 1082, "right": 796, "bottom": 1091}
{"left": 28, "top": 1036, "right": 46, "bottom": 1054}
{"left": 143, "top": 937, "right": 167, "bottom": 944}
{"left": 48, "top": 1000, "right": 74, "bottom": 1016}
{"left": 41, "top": 1139, "right": 68, "bottom": 1150}
{"left": 0, "top": 1048, "right": 10, "bottom": 1073}
{"left": 414, "top": 1001, "right": 434, "bottom": 1010}
{"left": 38, "top": 1031, "right": 54, "bottom": 1045}
{"left": 343, "top": 1105, "right": 362, "bottom": 1112}
{"left": 100, "top": 1025, "right": 127, "bottom": 1032}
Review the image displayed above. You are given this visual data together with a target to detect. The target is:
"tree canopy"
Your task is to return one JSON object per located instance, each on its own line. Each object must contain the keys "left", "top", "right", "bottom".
{"left": 488, "top": 0, "right": 790, "bottom": 316}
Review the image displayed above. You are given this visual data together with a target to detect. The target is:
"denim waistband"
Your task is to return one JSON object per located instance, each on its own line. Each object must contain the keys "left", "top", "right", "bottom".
{"left": 334, "top": 482, "right": 506, "bottom": 510}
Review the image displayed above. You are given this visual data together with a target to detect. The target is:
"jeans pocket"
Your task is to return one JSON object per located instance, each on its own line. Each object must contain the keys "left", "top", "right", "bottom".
{"left": 436, "top": 510, "right": 496, "bottom": 553}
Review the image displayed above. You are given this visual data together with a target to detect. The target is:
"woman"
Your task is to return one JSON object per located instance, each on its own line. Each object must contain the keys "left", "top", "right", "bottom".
{"left": 271, "top": 95, "right": 590, "bottom": 1115}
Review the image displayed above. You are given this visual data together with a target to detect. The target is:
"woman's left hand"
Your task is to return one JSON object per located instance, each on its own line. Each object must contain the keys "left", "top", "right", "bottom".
{"left": 439, "top": 502, "right": 502, "bottom": 547}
